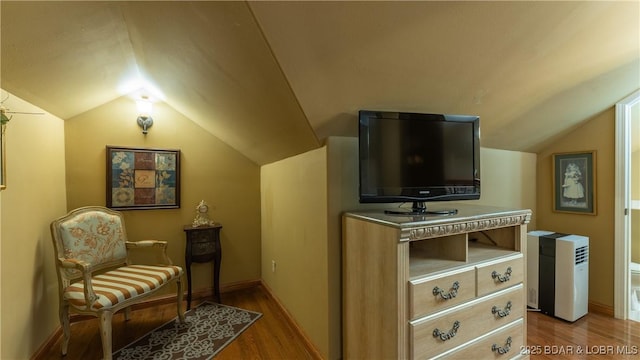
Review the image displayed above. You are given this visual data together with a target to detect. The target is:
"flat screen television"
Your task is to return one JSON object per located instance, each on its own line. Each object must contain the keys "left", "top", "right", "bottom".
{"left": 359, "top": 110, "right": 480, "bottom": 215}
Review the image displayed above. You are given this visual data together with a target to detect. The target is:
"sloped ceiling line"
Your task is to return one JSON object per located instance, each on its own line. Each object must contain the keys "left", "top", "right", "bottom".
{"left": 1, "top": 1, "right": 639, "bottom": 164}
{"left": 246, "top": 1, "right": 319, "bottom": 147}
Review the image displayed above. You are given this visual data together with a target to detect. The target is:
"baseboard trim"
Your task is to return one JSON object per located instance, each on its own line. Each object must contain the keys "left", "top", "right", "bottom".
{"left": 32, "top": 326, "right": 63, "bottom": 360}
{"left": 32, "top": 279, "right": 262, "bottom": 360}
{"left": 187, "top": 279, "right": 263, "bottom": 305}
{"left": 589, "top": 300, "right": 614, "bottom": 317}
{"left": 259, "top": 280, "right": 324, "bottom": 360}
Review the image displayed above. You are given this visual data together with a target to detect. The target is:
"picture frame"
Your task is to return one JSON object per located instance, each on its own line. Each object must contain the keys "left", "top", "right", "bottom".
{"left": 106, "top": 146, "right": 180, "bottom": 210}
{"left": 552, "top": 151, "right": 596, "bottom": 215}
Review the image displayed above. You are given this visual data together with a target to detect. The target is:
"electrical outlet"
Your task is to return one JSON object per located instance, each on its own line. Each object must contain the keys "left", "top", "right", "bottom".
{"left": 272, "top": 260, "right": 276, "bottom": 273}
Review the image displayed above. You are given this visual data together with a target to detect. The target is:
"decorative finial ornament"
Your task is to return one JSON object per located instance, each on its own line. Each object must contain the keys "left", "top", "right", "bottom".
{"left": 0, "top": 106, "right": 11, "bottom": 126}
{"left": 192, "top": 200, "right": 215, "bottom": 227}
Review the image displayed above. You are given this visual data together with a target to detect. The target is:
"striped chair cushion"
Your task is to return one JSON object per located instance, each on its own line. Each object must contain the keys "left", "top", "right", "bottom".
{"left": 63, "top": 265, "right": 183, "bottom": 310}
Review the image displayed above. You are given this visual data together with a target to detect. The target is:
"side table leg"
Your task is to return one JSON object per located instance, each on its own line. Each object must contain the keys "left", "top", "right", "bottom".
{"left": 214, "top": 242, "right": 222, "bottom": 303}
{"left": 186, "top": 259, "right": 193, "bottom": 311}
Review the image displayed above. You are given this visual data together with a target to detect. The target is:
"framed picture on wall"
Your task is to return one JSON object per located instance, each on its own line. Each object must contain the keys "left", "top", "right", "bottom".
{"left": 552, "top": 151, "right": 596, "bottom": 215}
{"left": 106, "top": 146, "right": 181, "bottom": 210}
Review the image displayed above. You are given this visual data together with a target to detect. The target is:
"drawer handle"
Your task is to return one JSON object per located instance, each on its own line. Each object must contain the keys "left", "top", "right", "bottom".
{"left": 491, "top": 336, "right": 512, "bottom": 354}
{"left": 432, "top": 281, "right": 460, "bottom": 300}
{"left": 491, "top": 301, "right": 512, "bottom": 318}
{"left": 491, "top": 266, "right": 512, "bottom": 283}
{"left": 432, "top": 320, "right": 460, "bottom": 341}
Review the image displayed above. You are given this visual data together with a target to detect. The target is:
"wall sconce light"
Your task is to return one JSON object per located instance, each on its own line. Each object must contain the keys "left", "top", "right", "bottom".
{"left": 136, "top": 96, "right": 153, "bottom": 134}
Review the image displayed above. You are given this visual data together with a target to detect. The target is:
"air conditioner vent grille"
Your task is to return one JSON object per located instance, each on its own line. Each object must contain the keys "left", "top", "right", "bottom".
{"left": 575, "top": 245, "right": 589, "bottom": 265}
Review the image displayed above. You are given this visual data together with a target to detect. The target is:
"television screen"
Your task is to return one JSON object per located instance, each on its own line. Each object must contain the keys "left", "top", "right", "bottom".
{"left": 359, "top": 110, "right": 480, "bottom": 214}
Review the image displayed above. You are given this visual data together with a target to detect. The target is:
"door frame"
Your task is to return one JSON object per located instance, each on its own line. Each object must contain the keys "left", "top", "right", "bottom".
{"left": 614, "top": 89, "right": 640, "bottom": 319}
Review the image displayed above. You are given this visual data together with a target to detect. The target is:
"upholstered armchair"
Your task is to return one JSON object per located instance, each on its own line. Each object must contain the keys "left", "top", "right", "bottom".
{"left": 50, "top": 206, "right": 185, "bottom": 360}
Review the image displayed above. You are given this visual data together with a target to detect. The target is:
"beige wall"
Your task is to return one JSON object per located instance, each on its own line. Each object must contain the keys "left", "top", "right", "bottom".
{"left": 0, "top": 178, "right": 2, "bottom": 358}
{"left": 0, "top": 91, "right": 67, "bottom": 359}
{"left": 64, "top": 95, "right": 262, "bottom": 291}
{"left": 536, "top": 108, "right": 615, "bottom": 307}
{"left": 261, "top": 146, "right": 330, "bottom": 357}
{"left": 262, "top": 137, "right": 537, "bottom": 359}
{"left": 462, "top": 147, "right": 538, "bottom": 228}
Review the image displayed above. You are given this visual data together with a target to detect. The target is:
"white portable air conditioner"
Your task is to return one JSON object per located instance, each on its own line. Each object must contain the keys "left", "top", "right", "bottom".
{"left": 527, "top": 231, "right": 589, "bottom": 322}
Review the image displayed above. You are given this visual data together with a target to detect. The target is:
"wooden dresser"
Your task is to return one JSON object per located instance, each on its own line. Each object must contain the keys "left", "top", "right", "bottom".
{"left": 343, "top": 204, "right": 531, "bottom": 359}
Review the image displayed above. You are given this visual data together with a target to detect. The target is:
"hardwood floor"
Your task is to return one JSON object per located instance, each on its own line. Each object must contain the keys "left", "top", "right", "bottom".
{"left": 527, "top": 309, "right": 640, "bottom": 359}
{"left": 39, "top": 285, "right": 315, "bottom": 360}
{"left": 39, "top": 286, "right": 640, "bottom": 360}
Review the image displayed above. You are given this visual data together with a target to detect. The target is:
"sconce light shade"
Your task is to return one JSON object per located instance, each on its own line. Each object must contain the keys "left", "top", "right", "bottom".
{"left": 136, "top": 97, "right": 153, "bottom": 134}
{"left": 136, "top": 98, "right": 152, "bottom": 116}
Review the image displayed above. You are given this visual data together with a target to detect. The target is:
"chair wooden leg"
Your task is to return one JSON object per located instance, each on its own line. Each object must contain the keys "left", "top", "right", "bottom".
{"left": 59, "top": 303, "right": 70, "bottom": 356}
{"left": 99, "top": 311, "right": 114, "bottom": 360}
{"left": 124, "top": 306, "right": 131, "bottom": 321}
{"left": 177, "top": 278, "right": 185, "bottom": 323}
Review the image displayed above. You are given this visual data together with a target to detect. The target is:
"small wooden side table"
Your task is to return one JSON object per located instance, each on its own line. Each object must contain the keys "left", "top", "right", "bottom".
{"left": 183, "top": 224, "right": 222, "bottom": 309}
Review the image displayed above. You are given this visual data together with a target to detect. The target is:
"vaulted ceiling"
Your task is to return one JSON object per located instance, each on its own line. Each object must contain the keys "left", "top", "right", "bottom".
{"left": 1, "top": 1, "right": 639, "bottom": 165}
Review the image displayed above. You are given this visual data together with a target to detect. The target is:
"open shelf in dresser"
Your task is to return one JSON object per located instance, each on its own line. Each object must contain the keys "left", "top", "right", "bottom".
{"left": 343, "top": 204, "right": 532, "bottom": 359}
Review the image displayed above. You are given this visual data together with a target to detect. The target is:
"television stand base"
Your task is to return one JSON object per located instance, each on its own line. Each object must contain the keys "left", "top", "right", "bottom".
{"left": 384, "top": 202, "right": 458, "bottom": 216}
{"left": 384, "top": 209, "right": 458, "bottom": 216}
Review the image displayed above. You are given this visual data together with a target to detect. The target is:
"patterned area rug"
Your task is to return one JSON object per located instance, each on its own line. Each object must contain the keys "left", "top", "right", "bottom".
{"left": 113, "top": 302, "right": 262, "bottom": 360}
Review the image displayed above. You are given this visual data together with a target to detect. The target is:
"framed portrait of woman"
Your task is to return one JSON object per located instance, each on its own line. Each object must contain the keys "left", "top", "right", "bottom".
{"left": 552, "top": 151, "right": 596, "bottom": 215}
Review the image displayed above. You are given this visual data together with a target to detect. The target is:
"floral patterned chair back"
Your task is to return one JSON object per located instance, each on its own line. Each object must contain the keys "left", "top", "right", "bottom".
{"left": 52, "top": 207, "right": 129, "bottom": 282}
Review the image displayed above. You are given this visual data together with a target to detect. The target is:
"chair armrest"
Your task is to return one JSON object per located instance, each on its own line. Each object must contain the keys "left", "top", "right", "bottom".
{"left": 57, "top": 258, "right": 99, "bottom": 310}
{"left": 59, "top": 258, "right": 93, "bottom": 271}
{"left": 126, "top": 240, "right": 173, "bottom": 265}
{"left": 126, "top": 240, "right": 168, "bottom": 249}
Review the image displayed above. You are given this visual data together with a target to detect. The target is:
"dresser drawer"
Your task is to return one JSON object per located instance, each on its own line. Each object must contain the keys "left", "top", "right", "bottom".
{"left": 191, "top": 239, "right": 216, "bottom": 256}
{"left": 188, "top": 229, "right": 215, "bottom": 243}
{"left": 440, "top": 319, "right": 524, "bottom": 360}
{"left": 476, "top": 254, "right": 524, "bottom": 296}
{"left": 186, "top": 229, "right": 217, "bottom": 255}
{"left": 409, "top": 267, "right": 476, "bottom": 319}
{"left": 410, "top": 284, "right": 524, "bottom": 359}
